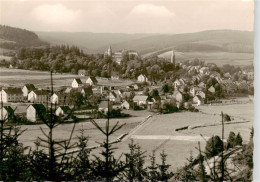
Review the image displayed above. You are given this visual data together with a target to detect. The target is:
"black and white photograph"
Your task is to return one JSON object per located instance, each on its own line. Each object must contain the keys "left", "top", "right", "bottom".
{"left": 0, "top": 0, "right": 256, "bottom": 181}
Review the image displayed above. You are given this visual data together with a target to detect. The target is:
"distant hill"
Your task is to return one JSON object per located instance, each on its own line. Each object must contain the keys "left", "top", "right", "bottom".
{"left": 0, "top": 25, "right": 48, "bottom": 50}
{"left": 36, "top": 31, "right": 154, "bottom": 53}
{"left": 36, "top": 30, "right": 254, "bottom": 56}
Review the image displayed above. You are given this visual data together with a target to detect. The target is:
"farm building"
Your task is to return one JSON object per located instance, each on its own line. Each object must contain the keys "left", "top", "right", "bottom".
{"left": 72, "top": 78, "right": 83, "bottom": 88}
{"left": 86, "top": 77, "right": 98, "bottom": 86}
{"left": 55, "top": 106, "right": 71, "bottom": 116}
{"left": 0, "top": 106, "right": 14, "bottom": 122}
{"left": 26, "top": 104, "right": 46, "bottom": 122}
{"left": 22, "top": 84, "right": 36, "bottom": 97}
{"left": 0, "top": 88, "right": 23, "bottom": 103}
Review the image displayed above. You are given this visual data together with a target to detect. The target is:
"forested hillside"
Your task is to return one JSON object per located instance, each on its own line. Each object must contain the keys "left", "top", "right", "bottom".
{"left": 0, "top": 25, "right": 48, "bottom": 50}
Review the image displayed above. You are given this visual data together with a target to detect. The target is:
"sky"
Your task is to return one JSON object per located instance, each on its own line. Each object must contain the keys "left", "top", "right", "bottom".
{"left": 0, "top": 0, "right": 254, "bottom": 34}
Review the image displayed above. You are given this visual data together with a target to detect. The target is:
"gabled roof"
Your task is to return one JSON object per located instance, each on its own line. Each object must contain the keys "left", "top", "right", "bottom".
{"left": 194, "top": 95, "right": 204, "bottom": 100}
{"left": 29, "top": 104, "right": 46, "bottom": 113}
{"left": 74, "top": 78, "right": 83, "bottom": 84}
{"left": 133, "top": 95, "right": 148, "bottom": 102}
{"left": 33, "top": 90, "right": 49, "bottom": 95}
{"left": 3, "top": 88, "right": 23, "bottom": 95}
{"left": 24, "top": 84, "right": 36, "bottom": 91}
{"left": 88, "top": 77, "right": 98, "bottom": 84}
{"left": 1, "top": 106, "right": 14, "bottom": 113}
{"left": 59, "top": 106, "right": 71, "bottom": 113}
{"left": 99, "top": 101, "right": 110, "bottom": 108}
{"left": 81, "top": 86, "right": 93, "bottom": 95}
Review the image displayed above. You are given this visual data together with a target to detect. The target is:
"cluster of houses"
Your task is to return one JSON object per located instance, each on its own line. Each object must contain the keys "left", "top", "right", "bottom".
{"left": 0, "top": 62, "right": 254, "bottom": 123}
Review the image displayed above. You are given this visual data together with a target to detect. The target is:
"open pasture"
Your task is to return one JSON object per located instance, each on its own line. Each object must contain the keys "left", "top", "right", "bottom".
{"left": 0, "top": 67, "right": 133, "bottom": 88}
{"left": 158, "top": 51, "right": 254, "bottom": 66}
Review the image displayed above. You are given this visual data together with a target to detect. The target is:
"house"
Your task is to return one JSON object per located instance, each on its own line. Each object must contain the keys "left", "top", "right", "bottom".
{"left": 132, "top": 84, "right": 139, "bottom": 90}
{"left": 78, "top": 69, "right": 86, "bottom": 76}
{"left": 173, "top": 91, "right": 183, "bottom": 103}
{"left": 197, "top": 91, "right": 206, "bottom": 99}
{"left": 64, "top": 87, "right": 73, "bottom": 94}
{"left": 137, "top": 74, "right": 148, "bottom": 83}
{"left": 26, "top": 104, "right": 46, "bottom": 122}
{"left": 22, "top": 84, "right": 36, "bottom": 97}
{"left": 98, "top": 101, "right": 112, "bottom": 113}
{"left": 208, "top": 86, "right": 216, "bottom": 93}
{"left": 0, "top": 88, "right": 23, "bottom": 103}
{"left": 86, "top": 77, "right": 98, "bottom": 86}
{"left": 28, "top": 90, "right": 49, "bottom": 103}
{"left": 92, "top": 86, "right": 103, "bottom": 95}
{"left": 223, "top": 72, "right": 232, "bottom": 79}
{"left": 108, "top": 92, "right": 121, "bottom": 102}
{"left": 121, "top": 100, "right": 130, "bottom": 110}
{"left": 173, "top": 79, "right": 185, "bottom": 89}
{"left": 0, "top": 106, "right": 14, "bottom": 122}
{"left": 81, "top": 86, "right": 93, "bottom": 97}
{"left": 190, "top": 87, "right": 203, "bottom": 97}
{"left": 55, "top": 106, "right": 71, "bottom": 116}
{"left": 193, "top": 95, "right": 204, "bottom": 106}
{"left": 50, "top": 93, "right": 67, "bottom": 104}
{"left": 199, "top": 67, "right": 210, "bottom": 75}
{"left": 72, "top": 78, "right": 83, "bottom": 88}
{"left": 236, "top": 81, "right": 249, "bottom": 90}
{"left": 133, "top": 95, "right": 148, "bottom": 106}
{"left": 112, "top": 104, "right": 121, "bottom": 110}
{"left": 198, "top": 82, "right": 206, "bottom": 89}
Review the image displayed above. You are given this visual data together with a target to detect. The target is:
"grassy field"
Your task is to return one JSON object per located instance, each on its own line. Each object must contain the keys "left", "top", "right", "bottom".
{"left": 158, "top": 51, "right": 254, "bottom": 66}
{"left": 0, "top": 67, "right": 133, "bottom": 88}
{"left": 15, "top": 98, "right": 253, "bottom": 172}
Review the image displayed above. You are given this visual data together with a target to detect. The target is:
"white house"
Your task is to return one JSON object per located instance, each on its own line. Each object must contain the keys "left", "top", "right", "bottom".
{"left": 137, "top": 74, "right": 148, "bottom": 83}
{"left": 22, "top": 84, "right": 36, "bottom": 97}
{"left": 208, "top": 86, "right": 216, "bottom": 93}
{"left": 55, "top": 106, "right": 71, "bottom": 116}
{"left": 193, "top": 95, "right": 204, "bottom": 106}
{"left": 28, "top": 90, "right": 49, "bottom": 103}
{"left": 27, "top": 104, "right": 46, "bottom": 122}
{"left": 121, "top": 100, "right": 130, "bottom": 110}
{"left": 86, "top": 77, "right": 98, "bottom": 86}
{"left": 98, "top": 101, "right": 112, "bottom": 113}
{"left": 72, "top": 78, "right": 83, "bottom": 88}
{"left": 133, "top": 95, "right": 148, "bottom": 106}
{"left": 0, "top": 88, "right": 23, "bottom": 103}
{"left": 173, "top": 91, "right": 184, "bottom": 103}
{"left": 190, "top": 87, "right": 203, "bottom": 97}
{"left": 0, "top": 106, "right": 14, "bottom": 122}
{"left": 50, "top": 93, "right": 67, "bottom": 105}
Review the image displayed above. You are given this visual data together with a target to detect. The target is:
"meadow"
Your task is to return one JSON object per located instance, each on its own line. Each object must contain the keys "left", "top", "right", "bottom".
{"left": 16, "top": 99, "right": 253, "bottom": 171}
{"left": 158, "top": 51, "right": 254, "bottom": 66}
{"left": 0, "top": 67, "right": 133, "bottom": 88}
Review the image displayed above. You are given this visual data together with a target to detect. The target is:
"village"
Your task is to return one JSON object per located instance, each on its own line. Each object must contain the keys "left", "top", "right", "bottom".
{"left": 0, "top": 47, "right": 254, "bottom": 124}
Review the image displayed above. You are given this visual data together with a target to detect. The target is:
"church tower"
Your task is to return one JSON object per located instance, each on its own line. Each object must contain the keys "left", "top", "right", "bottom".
{"left": 171, "top": 49, "right": 175, "bottom": 65}
{"left": 108, "top": 45, "right": 112, "bottom": 57}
